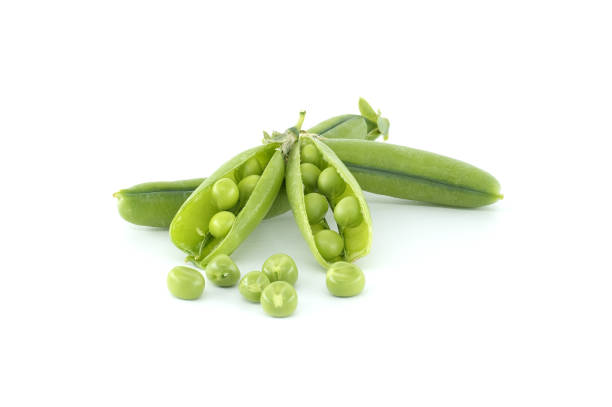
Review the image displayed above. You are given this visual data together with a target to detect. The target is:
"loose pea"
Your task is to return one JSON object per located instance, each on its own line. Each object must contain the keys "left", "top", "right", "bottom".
{"left": 301, "top": 143, "right": 322, "bottom": 167}
{"left": 326, "top": 262, "right": 365, "bottom": 297}
{"left": 211, "top": 178, "right": 239, "bottom": 210}
{"left": 167, "top": 266, "right": 205, "bottom": 300}
{"left": 262, "top": 253, "right": 298, "bottom": 285}
{"left": 209, "top": 211, "right": 236, "bottom": 239}
{"left": 333, "top": 196, "right": 363, "bottom": 228}
{"left": 239, "top": 271, "right": 270, "bottom": 302}
{"left": 206, "top": 254, "right": 240, "bottom": 287}
{"left": 236, "top": 157, "right": 262, "bottom": 180}
{"left": 304, "top": 192, "right": 329, "bottom": 224}
{"left": 238, "top": 174, "right": 260, "bottom": 207}
{"left": 260, "top": 281, "right": 298, "bottom": 317}
{"left": 317, "top": 167, "right": 346, "bottom": 198}
{"left": 314, "top": 229, "right": 344, "bottom": 261}
{"left": 300, "top": 163, "right": 321, "bottom": 193}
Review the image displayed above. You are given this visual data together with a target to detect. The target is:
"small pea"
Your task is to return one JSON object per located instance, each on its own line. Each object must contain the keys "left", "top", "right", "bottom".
{"left": 238, "top": 174, "right": 260, "bottom": 207}
{"left": 301, "top": 143, "right": 322, "bottom": 167}
{"left": 333, "top": 196, "right": 363, "bottom": 228}
{"left": 317, "top": 167, "right": 346, "bottom": 198}
{"left": 310, "top": 222, "right": 327, "bottom": 235}
{"left": 208, "top": 211, "right": 235, "bottom": 239}
{"left": 212, "top": 178, "right": 239, "bottom": 210}
{"left": 236, "top": 157, "right": 262, "bottom": 180}
{"left": 300, "top": 163, "right": 321, "bottom": 193}
{"left": 260, "top": 281, "right": 298, "bottom": 317}
{"left": 206, "top": 254, "right": 240, "bottom": 287}
{"left": 314, "top": 229, "right": 344, "bottom": 261}
{"left": 262, "top": 253, "right": 298, "bottom": 285}
{"left": 239, "top": 271, "right": 270, "bottom": 302}
{"left": 167, "top": 266, "right": 205, "bottom": 300}
{"left": 326, "top": 261, "right": 365, "bottom": 297}
{"left": 304, "top": 192, "right": 329, "bottom": 224}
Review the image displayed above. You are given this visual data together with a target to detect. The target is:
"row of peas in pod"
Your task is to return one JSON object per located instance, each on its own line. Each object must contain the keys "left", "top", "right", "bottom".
{"left": 166, "top": 252, "right": 366, "bottom": 317}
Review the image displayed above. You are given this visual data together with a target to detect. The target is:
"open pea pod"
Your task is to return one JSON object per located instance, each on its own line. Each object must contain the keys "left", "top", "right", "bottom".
{"left": 286, "top": 135, "right": 372, "bottom": 268}
{"left": 169, "top": 143, "right": 284, "bottom": 267}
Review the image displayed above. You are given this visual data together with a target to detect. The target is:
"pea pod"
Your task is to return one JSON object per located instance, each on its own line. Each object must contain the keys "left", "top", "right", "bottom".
{"left": 323, "top": 139, "right": 503, "bottom": 208}
{"left": 169, "top": 143, "right": 285, "bottom": 267}
{"left": 286, "top": 135, "right": 372, "bottom": 268}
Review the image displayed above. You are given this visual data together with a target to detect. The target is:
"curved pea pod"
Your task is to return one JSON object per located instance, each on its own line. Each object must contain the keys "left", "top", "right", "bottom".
{"left": 169, "top": 144, "right": 285, "bottom": 267}
{"left": 286, "top": 136, "right": 372, "bottom": 268}
{"left": 323, "top": 139, "right": 503, "bottom": 208}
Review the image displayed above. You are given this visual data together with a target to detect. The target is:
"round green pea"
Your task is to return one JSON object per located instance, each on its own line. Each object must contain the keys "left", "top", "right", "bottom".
{"left": 239, "top": 271, "right": 271, "bottom": 302}
{"left": 208, "top": 211, "right": 235, "bottom": 239}
{"left": 304, "top": 192, "right": 329, "bottom": 224}
{"left": 236, "top": 157, "right": 262, "bottom": 180}
{"left": 300, "top": 163, "right": 321, "bottom": 193}
{"left": 314, "top": 229, "right": 344, "bottom": 261}
{"left": 326, "top": 261, "right": 365, "bottom": 297}
{"left": 301, "top": 143, "right": 322, "bottom": 167}
{"left": 238, "top": 174, "right": 260, "bottom": 207}
{"left": 260, "top": 281, "right": 298, "bottom": 317}
{"left": 206, "top": 254, "right": 240, "bottom": 287}
{"left": 262, "top": 253, "right": 298, "bottom": 285}
{"left": 212, "top": 178, "right": 239, "bottom": 210}
{"left": 333, "top": 196, "right": 363, "bottom": 228}
{"left": 317, "top": 167, "right": 346, "bottom": 198}
{"left": 167, "top": 266, "right": 205, "bottom": 300}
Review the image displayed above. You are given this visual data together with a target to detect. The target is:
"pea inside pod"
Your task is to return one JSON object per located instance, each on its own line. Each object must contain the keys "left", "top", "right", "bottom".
{"left": 285, "top": 135, "right": 372, "bottom": 268}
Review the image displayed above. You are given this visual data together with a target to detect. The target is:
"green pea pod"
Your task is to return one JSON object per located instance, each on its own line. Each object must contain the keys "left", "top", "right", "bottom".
{"left": 286, "top": 135, "right": 372, "bottom": 268}
{"left": 169, "top": 144, "right": 285, "bottom": 267}
{"left": 114, "top": 179, "right": 289, "bottom": 228}
{"left": 323, "top": 139, "right": 503, "bottom": 208}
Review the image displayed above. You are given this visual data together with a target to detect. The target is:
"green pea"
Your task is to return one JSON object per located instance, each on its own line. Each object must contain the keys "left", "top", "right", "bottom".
{"left": 333, "top": 196, "right": 363, "bottom": 228}
{"left": 314, "top": 229, "right": 344, "bottom": 261}
{"left": 262, "top": 253, "right": 298, "bottom": 285}
{"left": 211, "top": 178, "right": 239, "bottom": 210}
{"left": 300, "top": 163, "right": 321, "bottom": 193}
{"left": 304, "top": 192, "right": 329, "bottom": 224}
{"left": 167, "top": 266, "right": 205, "bottom": 300}
{"left": 238, "top": 174, "right": 260, "bottom": 207}
{"left": 236, "top": 156, "right": 262, "bottom": 180}
{"left": 260, "top": 281, "right": 298, "bottom": 317}
{"left": 206, "top": 254, "right": 240, "bottom": 287}
{"left": 301, "top": 143, "right": 322, "bottom": 167}
{"left": 310, "top": 222, "right": 327, "bottom": 235}
{"left": 326, "top": 261, "right": 365, "bottom": 297}
{"left": 208, "top": 211, "right": 235, "bottom": 239}
{"left": 239, "top": 271, "right": 271, "bottom": 302}
{"left": 317, "top": 167, "right": 346, "bottom": 198}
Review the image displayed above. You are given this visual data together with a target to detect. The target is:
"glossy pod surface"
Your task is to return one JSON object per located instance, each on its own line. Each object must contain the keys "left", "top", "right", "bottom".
{"left": 170, "top": 144, "right": 285, "bottom": 267}
{"left": 323, "top": 139, "right": 503, "bottom": 208}
{"left": 286, "top": 136, "right": 372, "bottom": 268}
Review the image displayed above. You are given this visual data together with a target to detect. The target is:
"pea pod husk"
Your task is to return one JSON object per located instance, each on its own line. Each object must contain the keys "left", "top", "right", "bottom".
{"left": 323, "top": 139, "right": 503, "bottom": 208}
{"left": 286, "top": 136, "right": 372, "bottom": 268}
{"left": 169, "top": 144, "right": 285, "bottom": 267}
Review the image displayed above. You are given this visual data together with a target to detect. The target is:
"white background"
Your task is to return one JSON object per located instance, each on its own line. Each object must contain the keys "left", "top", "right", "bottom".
{"left": 1, "top": 1, "right": 611, "bottom": 406}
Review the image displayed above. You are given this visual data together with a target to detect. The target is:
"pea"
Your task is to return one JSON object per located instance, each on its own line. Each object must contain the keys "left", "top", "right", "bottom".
{"left": 300, "top": 163, "right": 321, "bottom": 193}
{"left": 238, "top": 174, "right": 260, "bottom": 207}
{"left": 301, "top": 143, "right": 322, "bottom": 167}
{"left": 211, "top": 178, "right": 239, "bottom": 210}
{"left": 236, "top": 156, "right": 262, "bottom": 180}
{"left": 262, "top": 253, "right": 298, "bottom": 285}
{"left": 208, "top": 211, "right": 235, "bottom": 239}
{"left": 205, "top": 254, "right": 240, "bottom": 287}
{"left": 326, "top": 261, "right": 365, "bottom": 297}
{"left": 239, "top": 271, "right": 270, "bottom": 302}
{"left": 167, "top": 266, "right": 205, "bottom": 300}
{"left": 317, "top": 167, "right": 346, "bottom": 198}
{"left": 260, "top": 281, "right": 298, "bottom": 317}
{"left": 310, "top": 222, "right": 327, "bottom": 235}
{"left": 333, "top": 196, "right": 363, "bottom": 228}
{"left": 304, "top": 192, "right": 329, "bottom": 224}
{"left": 314, "top": 229, "right": 344, "bottom": 261}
